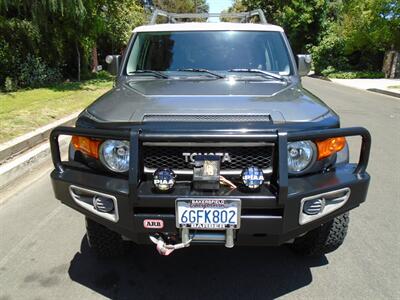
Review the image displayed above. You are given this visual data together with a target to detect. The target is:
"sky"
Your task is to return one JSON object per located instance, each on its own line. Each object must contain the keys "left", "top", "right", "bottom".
{"left": 207, "top": 0, "right": 233, "bottom": 13}
{"left": 206, "top": 0, "right": 233, "bottom": 22}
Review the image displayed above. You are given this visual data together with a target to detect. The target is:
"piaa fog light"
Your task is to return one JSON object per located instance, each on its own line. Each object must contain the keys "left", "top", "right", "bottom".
{"left": 241, "top": 166, "right": 264, "bottom": 190}
{"left": 153, "top": 168, "right": 176, "bottom": 191}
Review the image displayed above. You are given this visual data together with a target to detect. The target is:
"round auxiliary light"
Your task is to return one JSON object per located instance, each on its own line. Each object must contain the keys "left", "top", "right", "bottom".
{"left": 241, "top": 166, "right": 264, "bottom": 190}
{"left": 153, "top": 168, "right": 176, "bottom": 191}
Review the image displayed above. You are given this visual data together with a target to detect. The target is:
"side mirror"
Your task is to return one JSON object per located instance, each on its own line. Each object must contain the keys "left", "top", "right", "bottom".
{"left": 105, "top": 55, "right": 122, "bottom": 76}
{"left": 297, "top": 54, "right": 312, "bottom": 76}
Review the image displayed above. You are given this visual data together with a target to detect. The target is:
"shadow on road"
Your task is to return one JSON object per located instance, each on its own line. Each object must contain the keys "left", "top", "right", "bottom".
{"left": 68, "top": 237, "right": 328, "bottom": 300}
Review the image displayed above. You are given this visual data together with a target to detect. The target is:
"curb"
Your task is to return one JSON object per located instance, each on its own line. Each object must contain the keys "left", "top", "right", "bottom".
{"left": 367, "top": 88, "right": 400, "bottom": 98}
{"left": 0, "top": 111, "right": 79, "bottom": 163}
{"left": 0, "top": 136, "right": 70, "bottom": 190}
{"left": 326, "top": 78, "right": 400, "bottom": 99}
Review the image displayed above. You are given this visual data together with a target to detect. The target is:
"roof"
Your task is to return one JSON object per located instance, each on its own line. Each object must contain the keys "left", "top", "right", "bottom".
{"left": 133, "top": 22, "right": 284, "bottom": 33}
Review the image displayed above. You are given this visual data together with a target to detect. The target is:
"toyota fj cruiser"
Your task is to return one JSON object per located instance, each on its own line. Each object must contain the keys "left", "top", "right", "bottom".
{"left": 50, "top": 10, "right": 371, "bottom": 257}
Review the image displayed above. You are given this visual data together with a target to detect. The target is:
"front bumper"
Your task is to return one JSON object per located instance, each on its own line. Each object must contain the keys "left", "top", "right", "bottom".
{"left": 50, "top": 126, "right": 371, "bottom": 246}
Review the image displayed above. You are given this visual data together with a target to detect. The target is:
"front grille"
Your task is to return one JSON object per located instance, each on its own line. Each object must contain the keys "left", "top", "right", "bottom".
{"left": 143, "top": 144, "right": 274, "bottom": 172}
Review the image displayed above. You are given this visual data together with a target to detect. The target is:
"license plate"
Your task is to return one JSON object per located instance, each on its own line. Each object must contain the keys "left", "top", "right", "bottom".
{"left": 176, "top": 199, "right": 241, "bottom": 230}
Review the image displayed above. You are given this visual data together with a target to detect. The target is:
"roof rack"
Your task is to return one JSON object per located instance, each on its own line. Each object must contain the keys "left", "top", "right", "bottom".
{"left": 149, "top": 9, "right": 267, "bottom": 25}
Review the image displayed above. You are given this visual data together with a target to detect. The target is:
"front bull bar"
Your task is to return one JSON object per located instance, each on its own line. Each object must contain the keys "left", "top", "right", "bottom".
{"left": 50, "top": 126, "right": 371, "bottom": 207}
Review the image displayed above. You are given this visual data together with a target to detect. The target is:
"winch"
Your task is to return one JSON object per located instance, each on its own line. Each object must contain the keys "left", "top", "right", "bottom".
{"left": 150, "top": 228, "right": 235, "bottom": 256}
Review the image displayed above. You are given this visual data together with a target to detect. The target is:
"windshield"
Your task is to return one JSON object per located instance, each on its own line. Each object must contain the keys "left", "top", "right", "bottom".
{"left": 126, "top": 31, "right": 293, "bottom": 75}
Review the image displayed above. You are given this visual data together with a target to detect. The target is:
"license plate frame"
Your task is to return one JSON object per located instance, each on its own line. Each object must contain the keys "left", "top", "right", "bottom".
{"left": 175, "top": 198, "right": 241, "bottom": 230}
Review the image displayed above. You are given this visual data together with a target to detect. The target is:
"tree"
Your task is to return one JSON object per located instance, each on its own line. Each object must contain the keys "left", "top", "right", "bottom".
{"left": 278, "top": 0, "right": 328, "bottom": 54}
{"left": 0, "top": 0, "right": 85, "bottom": 19}
{"left": 340, "top": 0, "right": 400, "bottom": 68}
{"left": 152, "top": 0, "right": 209, "bottom": 13}
{"left": 0, "top": 0, "right": 146, "bottom": 87}
{"left": 228, "top": 0, "right": 329, "bottom": 54}
{"left": 230, "top": 0, "right": 399, "bottom": 73}
{"left": 79, "top": 0, "right": 145, "bottom": 74}
{"left": 311, "top": 0, "right": 399, "bottom": 73}
{"left": 0, "top": 0, "right": 87, "bottom": 82}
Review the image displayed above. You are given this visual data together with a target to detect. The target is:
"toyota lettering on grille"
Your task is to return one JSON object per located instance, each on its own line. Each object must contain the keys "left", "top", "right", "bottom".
{"left": 182, "top": 152, "right": 232, "bottom": 163}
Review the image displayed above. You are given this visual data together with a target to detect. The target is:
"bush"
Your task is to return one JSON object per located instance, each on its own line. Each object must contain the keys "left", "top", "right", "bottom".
{"left": 4, "top": 77, "right": 14, "bottom": 92}
{"left": 95, "top": 70, "right": 114, "bottom": 81}
{"left": 17, "top": 54, "right": 62, "bottom": 88}
{"left": 80, "top": 69, "right": 115, "bottom": 82}
{"left": 311, "top": 25, "right": 349, "bottom": 75}
{"left": 0, "top": 17, "right": 41, "bottom": 88}
{"left": 327, "top": 71, "right": 385, "bottom": 79}
{"left": 321, "top": 66, "right": 337, "bottom": 77}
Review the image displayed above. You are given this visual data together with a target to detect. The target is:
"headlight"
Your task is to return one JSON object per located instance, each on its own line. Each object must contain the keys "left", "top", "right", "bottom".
{"left": 287, "top": 141, "right": 315, "bottom": 174}
{"left": 100, "top": 140, "right": 130, "bottom": 173}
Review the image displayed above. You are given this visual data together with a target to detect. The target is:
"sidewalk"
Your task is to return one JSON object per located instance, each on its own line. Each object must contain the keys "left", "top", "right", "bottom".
{"left": 329, "top": 78, "right": 400, "bottom": 98}
{"left": 0, "top": 112, "right": 77, "bottom": 190}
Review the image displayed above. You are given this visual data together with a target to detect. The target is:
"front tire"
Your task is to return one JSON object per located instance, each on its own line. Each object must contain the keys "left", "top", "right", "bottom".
{"left": 290, "top": 212, "right": 350, "bottom": 257}
{"left": 85, "top": 217, "right": 125, "bottom": 258}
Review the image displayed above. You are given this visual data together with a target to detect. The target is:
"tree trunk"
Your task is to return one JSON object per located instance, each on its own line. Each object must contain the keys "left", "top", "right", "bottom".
{"left": 76, "top": 41, "right": 81, "bottom": 81}
{"left": 382, "top": 49, "right": 400, "bottom": 79}
{"left": 91, "top": 44, "right": 99, "bottom": 73}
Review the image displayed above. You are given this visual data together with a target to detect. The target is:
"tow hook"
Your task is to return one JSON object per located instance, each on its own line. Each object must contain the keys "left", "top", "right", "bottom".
{"left": 149, "top": 234, "right": 192, "bottom": 256}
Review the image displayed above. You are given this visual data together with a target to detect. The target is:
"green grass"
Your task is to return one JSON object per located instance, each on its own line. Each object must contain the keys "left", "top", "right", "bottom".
{"left": 388, "top": 85, "right": 400, "bottom": 90}
{"left": 327, "top": 71, "right": 385, "bottom": 79}
{"left": 0, "top": 79, "right": 113, "bottom": 143}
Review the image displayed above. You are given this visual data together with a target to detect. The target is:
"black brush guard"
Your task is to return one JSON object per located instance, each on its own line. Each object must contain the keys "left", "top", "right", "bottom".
{"left": 50, "top": 126, "right": 371, "bottom": 245}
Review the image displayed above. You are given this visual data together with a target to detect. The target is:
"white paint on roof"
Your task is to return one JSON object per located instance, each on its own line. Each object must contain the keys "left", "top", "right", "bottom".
{"left": 133, "top": 22, "right": 284, "bottom": 33}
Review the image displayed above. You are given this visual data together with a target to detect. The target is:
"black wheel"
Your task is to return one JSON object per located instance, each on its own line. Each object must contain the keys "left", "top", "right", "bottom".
{"left": 85, "top": 217, "right": 125, "bottom": 258}
{"left": 290, "top": 212, "right": 350, "bottom": 257}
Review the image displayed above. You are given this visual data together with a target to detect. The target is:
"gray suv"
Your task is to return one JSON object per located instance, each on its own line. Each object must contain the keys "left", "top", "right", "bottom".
{"left": 50, "top": 10, "right": 371, "bottom": 258}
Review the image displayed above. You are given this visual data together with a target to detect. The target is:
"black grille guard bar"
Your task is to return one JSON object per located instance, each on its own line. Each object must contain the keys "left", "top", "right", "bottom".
{"left": 50, "top": 126, "right": 371, "bottom": 205}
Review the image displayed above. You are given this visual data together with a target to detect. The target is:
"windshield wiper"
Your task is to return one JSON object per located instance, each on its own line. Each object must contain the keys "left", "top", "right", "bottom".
{"left": 228, "top": 69, "right": 286, "bottom": 82}
{"left": 128, "top": 70, "right": 168, "bottom": 79}
{"left": 177, "top": 68, "right": 225, "bottom": 79}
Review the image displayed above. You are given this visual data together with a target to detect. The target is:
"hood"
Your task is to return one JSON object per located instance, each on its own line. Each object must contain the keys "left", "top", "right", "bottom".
{"left": 86, "top": 79, "right": 332, "bottom": 123}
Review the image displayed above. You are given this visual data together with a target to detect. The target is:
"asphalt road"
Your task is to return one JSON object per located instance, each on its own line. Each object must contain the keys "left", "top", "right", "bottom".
{"left": 0, "top": 77, "right": 399, "bottom": 300}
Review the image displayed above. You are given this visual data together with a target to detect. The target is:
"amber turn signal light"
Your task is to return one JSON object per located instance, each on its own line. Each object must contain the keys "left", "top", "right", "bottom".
{"left": 71, "top": 136, "right": 101, "bottom": 159}
{"left": 316, "top": 137, "right": 346, "bottom": 160}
